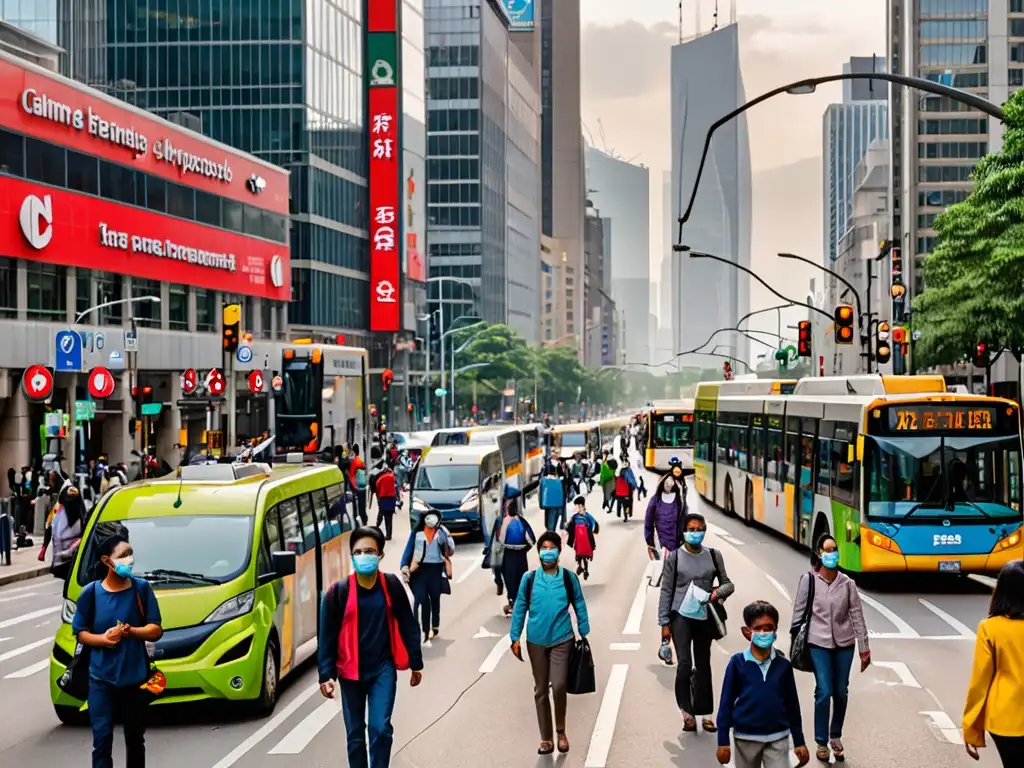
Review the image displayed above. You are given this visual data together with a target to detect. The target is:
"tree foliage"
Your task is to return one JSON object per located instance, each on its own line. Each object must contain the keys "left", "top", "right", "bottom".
{"left": 914, "top": 89, "right": 1024, "bottom": 365}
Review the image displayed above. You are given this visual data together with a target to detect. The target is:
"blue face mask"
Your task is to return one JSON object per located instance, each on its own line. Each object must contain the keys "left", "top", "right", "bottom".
{"left": 538, "top": 549, "right": 559, "bottom": 564}
{"left": 112, "top": 557, "right": 133, "bottom": 579}
{"left": 353, "top": 554, "right": 380, "bottom": 575}
{"left": 684, "top": 531, "right": 705, "bottom": 547}
{"left": 752, "top": 631, "right": 776, "bottom": 649}
{"left": 821, "top": 551, "right": 840, "bottom": 569}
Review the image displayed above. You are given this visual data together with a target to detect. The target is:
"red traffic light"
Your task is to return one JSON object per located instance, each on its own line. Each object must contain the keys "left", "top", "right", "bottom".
{"left": 370, "top": 407, "right": 378, "bottom": 417}
{"left": 836, "top": 325, "right": 855, "bottom": 345}
{"left": 381, "top": 368, "right": 394, "bottom": 392}
{"left": 798, "top": 320, "right": 812, "bottom": 357}
{"left": 892, "top": 327, "right": 906, "bottom": 344}
{"left": 407, "top": 403, "right": 413, "bottom": 412}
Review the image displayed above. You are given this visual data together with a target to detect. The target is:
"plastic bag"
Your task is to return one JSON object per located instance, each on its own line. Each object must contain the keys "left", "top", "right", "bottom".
{"left": 676, "top": 581, "right": 710, "bottom": 620}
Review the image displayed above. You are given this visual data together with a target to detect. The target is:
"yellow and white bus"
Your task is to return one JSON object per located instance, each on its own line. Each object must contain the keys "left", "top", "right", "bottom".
{"left": 694, "top": 375, "right": 1023, "bottom": 574}
{"left": 644, "top": 399, "right": 695, "bottom": 473}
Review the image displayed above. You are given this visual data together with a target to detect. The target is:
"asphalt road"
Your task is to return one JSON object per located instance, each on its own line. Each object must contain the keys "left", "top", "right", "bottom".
{"left": 0, "top": 459, "right": 1002, "bottom": 767}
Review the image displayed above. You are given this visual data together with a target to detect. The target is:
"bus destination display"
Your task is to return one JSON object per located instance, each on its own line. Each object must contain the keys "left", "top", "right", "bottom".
{"left": 887, "top": 405, "right": 997, "bottom": 432}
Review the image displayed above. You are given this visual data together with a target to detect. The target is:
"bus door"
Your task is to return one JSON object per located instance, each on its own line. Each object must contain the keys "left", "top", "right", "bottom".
{"left": 795, "top": 418, "right": 818, "bottom": 546}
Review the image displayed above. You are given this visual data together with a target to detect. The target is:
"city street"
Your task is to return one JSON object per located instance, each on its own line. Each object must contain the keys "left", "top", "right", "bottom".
{"left": 0, "top": 462, "right": 1001, "bottom": 767}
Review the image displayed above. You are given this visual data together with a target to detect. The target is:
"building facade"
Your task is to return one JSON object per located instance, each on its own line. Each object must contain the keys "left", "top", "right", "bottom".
{"left": 582, "top": 204, "right": 616, "bottom": 367}
{"left": 0, "top": 47, "right": 292, "bottom": 472}
{"left": 657, "top": 169, "right": 673, "bottom": 364}
{"left": 584, "top": 146, "right": 651, "bottom": 365}
{"left": 540, "top": 235, "right": 573, "bottom": 345}
{"left": 670, "top": 24, "right": 752, "bottom": 368}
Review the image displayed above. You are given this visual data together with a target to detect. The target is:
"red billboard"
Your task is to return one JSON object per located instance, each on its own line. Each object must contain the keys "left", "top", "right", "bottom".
{"left": 1, "top": 175, "right": 289, "bottom": 300}
{"left": 368, "top": 0, "right": 398, "bottom": 31}
{"left": 0, "top": 57, "right": 288, "bottom": 215}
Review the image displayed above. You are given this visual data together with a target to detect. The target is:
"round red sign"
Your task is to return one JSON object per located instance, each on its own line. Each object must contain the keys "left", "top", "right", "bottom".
{"left": 22, "top": 365, "right": 54, "bottom": 402}
{"left": 181, "top": 368, "right": 198, "bottom": 395}
{"left": 206, "top": 369, "right": 226, "bottom": 396}
{"left": 87, "top": 366, "right": 116, "bottom": 399}
{"left": 248, "top": 370, "right": 264, "bottom": 394}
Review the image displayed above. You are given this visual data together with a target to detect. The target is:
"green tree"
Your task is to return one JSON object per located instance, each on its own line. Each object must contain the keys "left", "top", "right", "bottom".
{"left": 914, "top": 89, "right": 1024, "bottom": 365}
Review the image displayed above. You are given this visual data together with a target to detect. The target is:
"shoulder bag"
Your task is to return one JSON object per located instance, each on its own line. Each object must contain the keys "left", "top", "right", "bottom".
{"left": 789, "top": 571, "right": 817, "bottom": 673}
{"left": 706, "top": 548, "right": 728, "bottom": 640}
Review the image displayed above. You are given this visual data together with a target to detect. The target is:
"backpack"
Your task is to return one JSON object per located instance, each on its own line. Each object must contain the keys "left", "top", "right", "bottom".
{"left": 355, "top": 467, "right": 368, "bottom": 490}
{"left": 522, "top": 567, "right": 576, "bottom": 609}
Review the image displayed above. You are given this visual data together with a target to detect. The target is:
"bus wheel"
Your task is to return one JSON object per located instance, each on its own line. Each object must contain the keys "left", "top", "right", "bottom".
{"left": 254, "top": 638, "right": 280, "bottom": 716}
{"left": 743, "top": 481, "right": 754, "bottom": 525}
{"left": 54, "top": 704, "right": 88, "bottom": 726}
{"left": 724, "top": 477, "right": 735, "bottom": 516}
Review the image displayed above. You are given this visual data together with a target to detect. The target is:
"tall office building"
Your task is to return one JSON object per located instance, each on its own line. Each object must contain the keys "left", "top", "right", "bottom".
{"left": 888, "top": 0, "right": 1010, "bottom": 299}
{"left": 670, "top": 24, "right": 752, "bottom": 368}
{"left": 585, "top": 146, "right": 651, "bottom": 365}
{"left": 823, "top": 57, "right": 888, "bottom": 264}
{"left": 657, "top": 169, "right": 674, "bottom": 363}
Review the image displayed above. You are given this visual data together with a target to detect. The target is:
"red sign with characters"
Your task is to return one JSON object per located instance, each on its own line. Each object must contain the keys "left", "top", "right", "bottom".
{"left": 0, "top": 59, "right": 288, "bottom": 215}
{"left": 22, "top": 364, "right": 54, "bottom": 401}
{"left": 87, "top": 366, "right": 116, "bottom": 399}
{"left": 248, "top": 370, "right": 265, "bottom": 394}
{"left": 368, "top": 85, "right": 401, "bottom": 331}
{"left": 181, "top": 368, "right": 198, "bottom": 394}
{"left": 206, "top": 369, "right": 226, "bottom": 396}
{"left": 1, "top": 176, "right": 289, "bottom": 300}
{"left": 367, "top": 0, "right": 398, "bottom": 31}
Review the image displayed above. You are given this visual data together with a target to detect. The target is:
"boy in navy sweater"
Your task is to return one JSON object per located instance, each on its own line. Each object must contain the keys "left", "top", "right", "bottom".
{"left": 717, "top": 601, "right": 809, "bottom": 768}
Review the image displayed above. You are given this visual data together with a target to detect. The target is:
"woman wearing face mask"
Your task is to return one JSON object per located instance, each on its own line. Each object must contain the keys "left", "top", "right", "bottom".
{"left": 72, "top": 522, "right": 162, "bottom": 768}
{"left": 644, "top": 473, "right": 687, "bottom": 561}
{"left": 510, "top": 532, "right": 591, "bottom": 755}
{"left": 498, "top": 494, "right": 537, "bottom": 616}
{"left": 658, "top": 512, "right": 734, "bottom": 734}
{"left": 51, "top": 482, "right": 86, "bottom": 581}
{"left": 791, "top": 534, "right": 870, "bottom": 763}
{"left": 400, "top": 510, "right": 455, "bottom": 643}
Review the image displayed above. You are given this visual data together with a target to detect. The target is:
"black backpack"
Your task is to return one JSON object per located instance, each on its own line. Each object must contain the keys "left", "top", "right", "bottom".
{"left": 521, "top": 568, "right": 576, "bottom": 609}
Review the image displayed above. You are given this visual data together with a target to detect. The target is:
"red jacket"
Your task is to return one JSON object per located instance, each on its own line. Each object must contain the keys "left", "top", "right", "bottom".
{"left": 615, "top": 476, "right": 631, "bottom": 496}
{"left": 375, "top": 470, "right": 397, "bottom": 499}
{"left": 334, "top": 573, "right": 411, "bottom": 681}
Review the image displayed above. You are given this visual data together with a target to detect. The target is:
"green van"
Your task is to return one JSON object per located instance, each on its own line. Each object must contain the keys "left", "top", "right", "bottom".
{"left": 50, "top": 461, "right": 355, "bottom": 723}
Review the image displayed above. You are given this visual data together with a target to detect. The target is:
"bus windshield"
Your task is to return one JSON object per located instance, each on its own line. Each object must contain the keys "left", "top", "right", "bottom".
{"left": 651, "top": 413, "right": 693, "bottom": 448}
{"left": 865, "top": 434, "right": 1022, "bottom": 520}
{"left": 558, "top": 432, "right": 587, "bottom": 448}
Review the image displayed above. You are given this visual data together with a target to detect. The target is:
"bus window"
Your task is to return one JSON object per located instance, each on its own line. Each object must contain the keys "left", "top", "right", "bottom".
{"left": 766, "top": 416, "right": 784, "bottom": 486}
{"left": 816, "top": 421, "right": 835, "bottom": 496}
{"left": 312, "top": 487, "right": 335, "bottom": 540}
{"left": 750, "top": 415, "right": 765, "bottom": 476}
{"left": 298, "top": 493, "right": 319, "bottom": 550}
{"left": 259, "top": 506, "right": 282, "bottom": 576}
{"left": 278, "top": 498, "right": 304, "bottom": 554}
{"left": 800, "top": 419, "right": 817, "bottom": 490}
{"left": 784, "top": 417, "right": 800, "bottom": 485}
{"left": 326, "top": 482, "right": 352, "bottom": 532}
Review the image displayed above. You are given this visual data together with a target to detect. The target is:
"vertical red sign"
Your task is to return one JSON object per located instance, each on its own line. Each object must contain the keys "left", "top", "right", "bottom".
{"left": 369, "top": 86, "right": 401, "bottom": 332}
{"left": 367, "top": 0, "right": 397, "bottom": 31}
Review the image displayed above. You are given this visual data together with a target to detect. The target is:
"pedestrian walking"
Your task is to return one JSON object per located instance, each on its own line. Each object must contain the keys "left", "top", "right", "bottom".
{"left": 510, "top": 532, "right": 591, "bottom": 756}
{"left": 374, "top": 464, "right": 398, "bottom": 541}
{"left": 717, "top": 601, "right": 809, "bottom": 768}
{"left": 615, "top": 464, "right": 636, "bottom": 520}
{"left": 644, "top": 472, "right": 687, "bottom": 560}
{"left": 400, "top": 510, "right": 455, "bottom": 643}
{"left": 318, "top": 527, "right": 423, "bottom": 768}
{"left": 658, "top": 512, "right": 734, "bottom": 733}
{"left": 540, "top": 464, "right": 566, "bottom": 532}
{"left": 51, "top": 482, "right": 86, "bottom": 581}
{"left": 349, "top": 445, "right": 368, "bottom": 525}
{"left": 963, "top": 560, "right": 1024, "bottom": 766}
{"left": 790, "top": 534, "right": 870, "bottom": 763}
{"left": 498, "top": 494, "right": 537, "bottom": 616}
{"left": 599, "top": 455, "right": 616, "bottom": 512}
{"left": 71, "top": 521, "right": 163, "bottom": 768}
{"left": 565, "top": 496, "right": 598, "bottom": 580}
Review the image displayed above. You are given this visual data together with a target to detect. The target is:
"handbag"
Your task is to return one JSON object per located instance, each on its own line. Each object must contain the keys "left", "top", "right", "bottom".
{"left": 566, "top": 638, "right": 596, "bottom": 695}
{"left": 789, "top": 571, "right": 817, "bottom": 673}
{"left": 707, "top": 548, "right": 728, "bottom": 640}
{"left": 57, "top": 640, "right": 91, "bottom": 701}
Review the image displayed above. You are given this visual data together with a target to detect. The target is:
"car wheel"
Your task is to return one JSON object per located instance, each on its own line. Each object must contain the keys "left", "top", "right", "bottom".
{"left": 253, "top": 638, "right": 279, "bottom": 716}
{"left": 54, "top": 704, "right": 88, "bottom": 726}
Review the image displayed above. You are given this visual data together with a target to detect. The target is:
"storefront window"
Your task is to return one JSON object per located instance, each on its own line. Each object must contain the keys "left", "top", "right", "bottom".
{"left": 76, "top": 269, "right": 93, "bottom": 319}
{"left": 169, "top": 285, "right": 189, "bottom": 330}
{"left": 25, "top": 138, "right": 65, "bottom": 187}
{"left": 0, "top": 128, "right": 24, "bottom": 176}
{"left": 67, "top": 151, "right": 98, "bottom": 195}
{"left": 195, "top": 288, "right": 217, "bottom": 332}
{"left": 26, "top": 262, "right": 66, "bottom": 319}
{"left": 0, "top": 258, "right": 16, "bottom": 319}
{"left": 96, "top": 274, "right": 123, "bottom": 325}
{"left": 132, "top": 279, "right": 161, "bottom": 327}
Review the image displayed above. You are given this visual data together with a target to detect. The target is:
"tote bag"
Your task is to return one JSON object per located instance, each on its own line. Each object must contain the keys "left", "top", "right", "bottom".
{"left": 566, "top": 638, "right": 596, "bottom": 695}
{"left": 789, "top": 572, "right": 817, "bottom": 673}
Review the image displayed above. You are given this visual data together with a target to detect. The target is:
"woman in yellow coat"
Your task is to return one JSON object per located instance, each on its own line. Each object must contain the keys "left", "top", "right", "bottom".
{"left": 963, "top": 560, "right": 1024, "bottom": 765}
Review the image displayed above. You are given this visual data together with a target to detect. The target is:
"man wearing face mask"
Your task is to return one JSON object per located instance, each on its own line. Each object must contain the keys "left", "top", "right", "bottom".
{"left": 319, "top": 527, "right": 423, "bottom": 768}
{"left": 72, "top": 522, "right": 163, "bottom": 768}
{"left": 400, "top": 510, "right": 455, "bottom": 643}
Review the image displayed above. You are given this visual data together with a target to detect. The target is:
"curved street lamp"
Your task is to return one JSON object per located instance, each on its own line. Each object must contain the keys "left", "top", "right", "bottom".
{"left": 674, "top": 72, "right": 1005, "bottom": 245}
{"left": 778, "top": 252, "right": 863, "bottom": 327}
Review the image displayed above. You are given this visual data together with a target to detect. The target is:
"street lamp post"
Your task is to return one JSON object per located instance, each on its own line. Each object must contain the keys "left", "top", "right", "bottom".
{"left": 426, "top": 276, "right": 477, "bottom": 425}
{"left": 440, "top": 318, "right": 483, "bottom": 427}
{"left": 449, "top": 324, "right": 486, "bottom": 425}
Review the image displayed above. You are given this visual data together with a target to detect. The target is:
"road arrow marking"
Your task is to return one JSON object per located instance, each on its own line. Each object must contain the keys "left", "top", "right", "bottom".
{"left": 473, "top": 627, "right": 500, "bottom": 639}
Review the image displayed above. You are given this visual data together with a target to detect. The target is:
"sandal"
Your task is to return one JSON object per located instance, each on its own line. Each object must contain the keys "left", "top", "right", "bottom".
{"left": 538, "top": 741, "right": 554, "bottom": 755}
{"left": 701, "top": 718, "right": 718, "bottom": 733}
{"left": 830, "top": 739, "right": 845, "bottom": 762}
{"left": 682, "top": 716, "right": 697, "bottom": 732}
{"left": 815, "top": 745, "right": 831, "bottom": 763}
{"left": 556, "top": 730, "right": 569, "bottom": 753}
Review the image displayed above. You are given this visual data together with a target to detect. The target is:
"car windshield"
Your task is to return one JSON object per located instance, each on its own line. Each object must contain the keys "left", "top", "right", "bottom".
{"left": 652, "top": 414, "right": 693, "bottom": 448}
{"left": 559, "top": 432, "right": 587, "bottom": 448}
{"left": 866, "top": 434, "right": 1022, "bottom": 520}
{"left": 77, "top": 515, "right": 253, "bottom": 588}
{"left": 414, "top": 464, "right": 479, "bottom": 491}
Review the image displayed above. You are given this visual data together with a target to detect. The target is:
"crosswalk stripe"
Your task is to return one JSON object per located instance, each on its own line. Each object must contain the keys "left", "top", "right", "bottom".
{"left": 0, "top": 606, "right": 61, "bottom": 630}
{"left": 4, "top": 658, "right": 49, "bottom": 679}
{"left": 267, "top": 698, "right": 340, "bottom": 754}
{"left": 209, "top": 684, "right": 321, "bottom": 768}
{"left": 0, "top": 592, "right": 37, "bottom": 603}
{"left": 0, "top": 637, "right": 50, "bottom": 663}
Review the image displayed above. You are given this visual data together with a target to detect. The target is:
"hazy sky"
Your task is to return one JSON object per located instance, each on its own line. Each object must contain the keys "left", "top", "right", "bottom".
{"left": 579, "top": 0, "right": 886, "bottom": 341}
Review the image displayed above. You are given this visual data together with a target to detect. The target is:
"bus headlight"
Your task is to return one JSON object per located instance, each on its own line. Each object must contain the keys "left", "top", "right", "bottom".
{"left": 867, "top": 530, "right": 902, "bottom": 553}
{"left": 204, "top": 590, "right": 255, "bottom": 624}
{"left": 61, "top": 598, "right": 77, "bottom": 625}
{"left": 460, "top": 489, "right": 479, "bottom": 512}
{"left": 995, "top": 527, "right": 1022, "bottom": 552}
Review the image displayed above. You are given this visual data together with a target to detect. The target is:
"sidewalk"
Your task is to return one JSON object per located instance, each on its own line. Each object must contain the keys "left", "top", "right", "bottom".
{"left": 0, "top": 544, "right": 50, "bottom": 587}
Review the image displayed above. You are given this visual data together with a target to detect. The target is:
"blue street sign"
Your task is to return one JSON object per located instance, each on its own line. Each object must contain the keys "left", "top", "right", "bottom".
{"left": 236, "top": 344, "right": 253, "bottom": 364}
{"left": 54, "top": 330, "right": 82, "bottom": 372}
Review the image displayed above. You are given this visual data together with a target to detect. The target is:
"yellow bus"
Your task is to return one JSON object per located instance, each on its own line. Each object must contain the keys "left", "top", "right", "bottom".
{"left": 644, "top": 399, "right": 695, "bottom": 473}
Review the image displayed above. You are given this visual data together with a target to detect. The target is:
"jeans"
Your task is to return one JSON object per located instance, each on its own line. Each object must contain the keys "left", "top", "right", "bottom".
{"left": 375, "top": 498, "right": 396, "bottom": 540}
{"left": 340, "top": 662, "right": 398, "bottom": 768}
{"left": 410, "top": 562, "right": 443, "bottom": 636}
{"left": 808, "top": 644, "right": 855, "bottom": 745}
{"left": 669, "top": 614, "right": 715, "bottom": 716}
{"left": 992, "top": 733, "right": 1024, "bottom": 767}
{"left": 88, "top": 681, "right": 147, "bottom": 768}
{"left": 355, "top": 491, "right": 368, "bottom": 525}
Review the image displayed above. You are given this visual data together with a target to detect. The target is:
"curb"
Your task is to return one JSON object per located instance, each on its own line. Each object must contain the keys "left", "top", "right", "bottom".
{"left": 0, "top": 563, "right": 50, "bottom": 587}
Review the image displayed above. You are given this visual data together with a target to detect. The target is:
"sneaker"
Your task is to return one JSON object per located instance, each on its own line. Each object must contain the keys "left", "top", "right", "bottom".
{"left": 583, "top": 569, "right": 590, "bottom": 581}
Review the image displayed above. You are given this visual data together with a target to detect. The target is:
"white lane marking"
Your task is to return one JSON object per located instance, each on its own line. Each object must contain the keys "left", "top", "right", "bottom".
{"left": 920, "top": 710, "right": 963, "bottom": 744}
{"left": 868, "top": 634, "right": 973, "bottom": 641}
{"left": 873, "top": 661, "right": 922, "bottom": 688}
{"left": 209, "top": 684, "right": 321, "bottom": 768}
{"left": 861, "top": 593, "right": 920, "bottom": 638}
{"left": 267, "top": 697, "right": 340, "bottom": 754}
{"left": 0, "top": 637, "right": 11, "bottom": 644}
{"left": 479, "top": 633, "right": 511, "bottom": 674}
{"left": 622, "top": 568, "right": 651, "bottom": 635}
{"left": 0, "top": 637, "right": 50, "bottom": 663}
{"left": 0, "top": 583, "right": 51, "bottom": 596}
{"left": 584, "top": 663, "right": 629, "bottom": 768}
{"left": 455, "top": 564, "right": 478, "bottom": 584}
{"left": 0, "top": 592, "right": 36, "bottom": 603}
{"left": 0, "top": 606, "right": 60, "bottom": 630}
{"left": 968, "top": 574, "right": 996, "bottom": 589}
{"left": 609, "top": 642, "right": 641, "bottom": 651}
{"left": 764, "top": 574, "right": 791, "bottom": 603}
{"left": 918, "top": 599, "right": 976, "bottom": 639}
{"left": 4, "top": 658, "right": 49, "bottom": 679}
{"left": 714, "top": 642, "right": 731, "bottom": 656}
{"left": 473, "top": 627, "right": 500, "bottom": 639}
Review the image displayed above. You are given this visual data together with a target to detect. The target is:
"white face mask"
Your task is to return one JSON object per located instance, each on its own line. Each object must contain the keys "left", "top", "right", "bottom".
{"left": 425, "top": 515, "right": 440, "bottom": 529}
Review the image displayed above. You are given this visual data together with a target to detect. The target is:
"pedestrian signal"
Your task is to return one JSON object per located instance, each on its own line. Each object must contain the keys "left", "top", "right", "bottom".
{"left": 973, "top": 342, "right": 990, "bottom": 368}
{"left": 834, "top": 305, "right": 855, "bottom": 345}
{"left": 798, "top": 321, "right": 812, "bottom": 357}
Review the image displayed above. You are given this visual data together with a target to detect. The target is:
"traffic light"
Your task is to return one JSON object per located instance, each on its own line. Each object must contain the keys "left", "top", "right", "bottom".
{"left": 973, "top": 342, "right": 990, "bottom": 368}
{"left": 222, "top": 303, "right": 241, "bottom": 353}
{"left": 798, "top": 321, "right": 812, "bottom": 357}
{"left": 381, "top": 368, "right": 394, "bottom": 392}
{"left": 834, "top": 305, "right": 855, "bottom": 345}
{"left": 876, "top": 322, "right": 891, "bottom": 365}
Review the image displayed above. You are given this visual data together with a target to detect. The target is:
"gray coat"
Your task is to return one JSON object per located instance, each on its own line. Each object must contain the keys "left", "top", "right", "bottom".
{"left": 657, "top": 545, "right": 735, "bottom": 626}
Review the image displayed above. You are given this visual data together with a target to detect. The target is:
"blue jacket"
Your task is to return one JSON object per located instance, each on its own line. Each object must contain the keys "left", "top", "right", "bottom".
{"left": 510, "top": 566, "right": 590, "bottom": 647}
{"left": 539, "top": 476, "right": 564, "bottom": 509}
{"left": 622, "top": 466, "right": 637, "bottom": 489}
{"left": 400, "top": 527, "right": 454, "bottom": 567}
{"left": 716, "top": 649, "right": 805, "bottom": 748}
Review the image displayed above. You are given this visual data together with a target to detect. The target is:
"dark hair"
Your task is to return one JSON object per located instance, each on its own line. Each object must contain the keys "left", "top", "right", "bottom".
{"left": 573, "top": 495, "right": 586, "bottom": 506}
{"left": 95, "top": 521, "right": 130, "bottom": 558}
{"left": 682, "top": 512, "right": 706, "bottom": 530}
{"left": 990, "top": 560, "right": 1024, "bottom": 619}
{"left": 536, "top": 531, "right": 562, "bottom": 552}
{"left": 350, "top": 526, "right": 385, "bottom": 553}
{"left": 656, "top": 472, "right": 684, "bottom": 496}
{"left": 810, "top": 533, "right": 838, "bottom": 570}
{"left": 743, "top": 600, "right": 780, "bottom": 628}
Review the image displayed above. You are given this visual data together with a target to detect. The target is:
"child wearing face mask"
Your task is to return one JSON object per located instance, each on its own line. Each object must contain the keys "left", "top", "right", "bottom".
{"left": 72, "top": 521, "right": 163, "bottom": 768}
{"left": 716, "top": 601, "right": 809, "bottom": 768}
